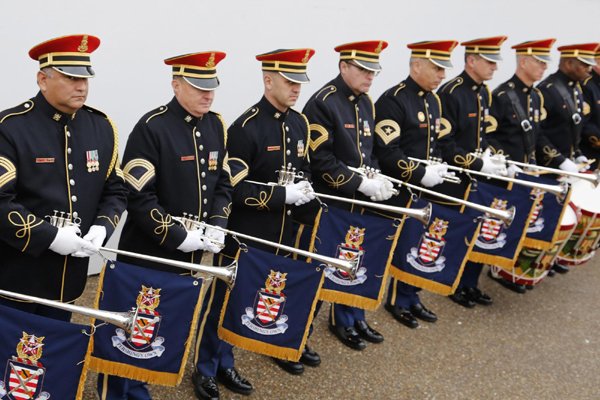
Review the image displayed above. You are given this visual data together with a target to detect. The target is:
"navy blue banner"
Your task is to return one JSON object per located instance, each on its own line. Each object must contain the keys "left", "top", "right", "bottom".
{"left": 90, "top": 261, "right": 205, "bottom": 386}
{"left": 218, "top": 246, "right": 324, "bottom": 361}
{"left": 465, "top": 180, "right": 535, "bottom": 268}
{"left": 390, "top": 200, "right": 480, "bottom": 295}
{"left": 0, "top": 304, "right": 91, "bottom": 400}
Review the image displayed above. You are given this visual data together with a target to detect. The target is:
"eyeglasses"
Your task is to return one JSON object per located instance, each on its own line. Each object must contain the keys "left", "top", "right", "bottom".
{"left": 346, "top": 61, "right": 380, "bottom": 77}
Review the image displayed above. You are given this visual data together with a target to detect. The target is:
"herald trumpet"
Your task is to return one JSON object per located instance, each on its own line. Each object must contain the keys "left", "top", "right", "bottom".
{"left": 409, "top": 157, "right": 570, "bottom": 202}
{"left": 0, "top": 289, "right": 142, "bottom": 339}
{"left": 193, "top": 223, "right": 361, "bottom": 279}
{"left": 506, "top": 159, "right": 600, "bottom": 187}
{"left": 349, "top": 166, "right": 516, "bottom": 228}
{"left": 171, "top": 214, "right": 225, "bottom": 250}
{"left": 98, "top": 247, "right": 237, "bottom": 290}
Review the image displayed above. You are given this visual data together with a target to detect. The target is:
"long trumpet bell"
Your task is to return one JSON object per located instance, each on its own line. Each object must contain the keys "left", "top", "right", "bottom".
{"left": 0, "top": 289, "right": 141, "bottom": 338}
{"left": 98, "top": 247, "right": 237, "bottom": 290}
{"left": 349, "top": 166, "right": 516, "bottom": 228}
{"left": 408, "top": 157, "right": 571, "bottom": 202}
{"left": 194, "top": 223, "right": 360, "bottom": 279}
{"left": 507, "top": 159, "right": 600, "bottom": 187}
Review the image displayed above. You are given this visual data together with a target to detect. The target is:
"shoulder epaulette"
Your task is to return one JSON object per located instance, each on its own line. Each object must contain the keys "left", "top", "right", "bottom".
{"left": 82, "top": 104, "right": 109, "bottom": 118}
{"left": 392, "top": 82, "right": 407, "bottom": 97}
{"left": 315, "top": 85, "right": 337, "bottom": 101}
{"left": 0, "top": 100, "right": 34, "bottom": 123}
{"left": 240, "top": 106, "right": 259, "bottom": 127}
{"left": 583, "top": 75, "right": 593, "bottom": 86}
{"left": 144, "top": 105, "right": 168, "bottom": 124}
{"left": 439, "top": 76, "right": 463, "bottom": 94}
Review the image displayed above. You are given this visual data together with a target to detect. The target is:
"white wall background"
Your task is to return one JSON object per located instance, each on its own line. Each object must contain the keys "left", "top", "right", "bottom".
{"left": 2, "top": 0, "right": 597, "bottom": 273}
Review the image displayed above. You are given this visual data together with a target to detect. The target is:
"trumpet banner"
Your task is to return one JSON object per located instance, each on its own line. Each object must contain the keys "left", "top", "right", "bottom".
{"left": 218, "top": 247, "right": 324, "bottom": 362}
{"left": 308, "top": 206, "right": 401, "bottom": 310}
{"left": 389, "top": 201, "right": 480, "bottom": 295}
{"left": 89, "top": 261, "right": 207, "bottom": 386}
{"left": 0, "top": 304, "right": 92, "bottom": 400}
{"left": 464, "top": 180, "right": 536, "bottom": 269}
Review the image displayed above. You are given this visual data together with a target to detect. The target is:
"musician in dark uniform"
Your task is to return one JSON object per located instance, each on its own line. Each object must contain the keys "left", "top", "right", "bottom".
{"left": 373, "top": 40, "right": 458, "bottom": 329}
{"left": 303, "top": 41, "right": 394, "bottom": 351}
{"left": 581, "top": 48, "right": 600, "bottom": 171}
{"left": 486, "top": 40, "right": 569, "bottom": 290}
{"left": 102, "top": 52, "right": 234, "bottom": 400}
{"left": 224, "top": 49, "right": 319, "bottom": 378}
{"left": 0, "top": 34, "right": 126, "bottom": 319}
{"left": 537, "top": 42, "right": 598, "bottom": 274}
{"left": 437, "top": 37, "right": 508, "bottom": 308}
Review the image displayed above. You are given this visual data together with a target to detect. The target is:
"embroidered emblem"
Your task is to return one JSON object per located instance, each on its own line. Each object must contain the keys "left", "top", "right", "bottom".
{"left": 181, "top": 156, "right": 195, "bottom": 162}
{"left": 267, "top": 146, "right": 280, "bottom": 151}
{"left": 417, "top": 112, "right": 425, "bottom": 122}
{"left": 184, "top": 115, "right": 192, "bottom": 123}
{"left": 241, "top": 271, "right": 289, "bottom": 335}
{"left": 301, "top": 50, "right": 310, "bottom": 63}
{"left": 375, "top": 119, "right": 400, "bottom": 145}
{"left": 527, "top": 188, "right": 545, "bottom": 233}
{"left": 363, "top": 120, "right": 371, "bottom": 136}
{"left": 206, "top": 53, "right": 216, "bottom": 68}
{"left": 297, "top": 140, "right": 305, "bottom": 157}
{"left": 112, "top": 286, "right": 165, "bottom": 359}
{"left": 374, "top": 41, "right": 383, "bottom": 53}
{"left": 407, "top": 218, "right": 448, "bottom": 272}
{"left": 35, "top": 158, "right": 55, "bottom": 163}
{"left": 52, "top": 113, "right": 61, "bottom": 121}
{"left": 78, "top": 35, "right": 89, "bottom": 52}
{"left": 208, "top": 151, "right": 218, "bottom": 170}
{"left": 86, "top": 150, "right": 100, "bottom": 172}
{"left": 344, "top": 124, "right": 355, "bottom": 129}
{"left": 475, "top": 199, "right": 508, "bottom": 249}
{"left": 325, "top": 226, "right": 368, "bottom": 286}
{"left": 0, "top": 333, "right": 50, "bottom": 399}
{"left": 274, "top": 112, "right": 281, "bottom": 119}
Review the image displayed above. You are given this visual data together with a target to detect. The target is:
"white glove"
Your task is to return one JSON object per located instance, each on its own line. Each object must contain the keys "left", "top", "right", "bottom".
{"left": 480, "top": 157, "right": 504, "bottom": 176}
{"left": 72, "top": 225, "right": 107, "bottom": 257}
{"left": 378, "top": 179, "right": 395, "bottom": 201}
{"left": 575, "top": 155, "right": 590, "bottom": 171}
{"left": 358, "top": 177, "right": 384, "bottom": 201}
{"left": 49, "top": 225, "right": 96, "bottom": 257}
{"left": 285, "top": 181, "right": 311, "bottom": 206}
{"left": 177, "top": 229, "right": 205, "bottom": 253}
{"left": 203, "top": 226, "right": 226, "bottom": 254}
{"left": 420, "top": 164, "right": 447, "bottom": 187}
{"left": 559, "top": 158, "right": 579, "bottom": 173}
{"left": 506, "top": 164, "right": 523, "bottom": 177}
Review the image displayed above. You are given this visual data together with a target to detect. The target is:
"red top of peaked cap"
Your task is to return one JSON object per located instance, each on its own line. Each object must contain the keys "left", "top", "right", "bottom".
{"left": 165, "top": 51, "right": 226, "bottom": 90}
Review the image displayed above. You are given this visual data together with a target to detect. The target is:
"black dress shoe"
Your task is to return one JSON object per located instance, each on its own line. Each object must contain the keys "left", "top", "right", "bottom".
{"left": 384, "top": 303, "right": 419, "bottom": 328}
{"left": 464, "top": 287, "right": 493, "bottom": 306}
{"left": 552, "top": 262, "right": 569, "bottom": 274}
{"left": 488, "top": 270, "right": 526, "bottom": 294}
{"left": 410, "top": 303, "right": 437, "bottom": 322}
{"left": 354, "top": 320, "right": 384, "bottom": 343}
{"left": 216, "top": 367, "right": 254, "bottom": 395}
{"left": 449, "top": 289, "right": 476, "bottom": 308}
{"left": 525, "top": 285, "right": 535, "bottom": 290}
{"left": 328, "top": 324, "right": 366, "bottom": 350}
{"left": 192, "top": 371, "right": 219, "bottom": 400}
{"left": 547, "top": 268, "right": 556, "bottom": 277}
{"left": 273, "top": 357, "right": 304, "bottom": 375}
{"left": 300, "top": 344, "right": 321, "bottom": 366}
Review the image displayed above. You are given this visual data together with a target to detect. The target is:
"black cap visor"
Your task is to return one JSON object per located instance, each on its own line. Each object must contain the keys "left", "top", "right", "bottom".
{"left": 279, "top": 71, "right": 310, "bottom": 84}
{"left": 52, "top": 65, "right": 95, "bottom": 78}
{"left": 184, "top": 76, "right": 220, "bottom": 91}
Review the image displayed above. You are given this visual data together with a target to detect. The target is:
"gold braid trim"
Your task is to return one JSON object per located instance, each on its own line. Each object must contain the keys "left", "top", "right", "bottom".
{"left": 105, "top": 116, "right": 119, "bottom": 181}
{"left": 0, "top": 100, "right": 34, "bottom": 123}
{"left": 309, "top": 124, "right": 329, "bottom": 151}
{"left": 432, "top": 92, "right": 442, "bottom": 117}
{"left": 97, "top": 215, "right": 120, "bottom": 229}
{"left": 322, "top": 173, "right": 354, "bottom": 189}
{"left": 0, "top": 157, "right": 16, "bottom": 189}
{"left": 589, "top": 136, "right": 600, "bottom": 149}
{"left": 215, "top": 112, "right": 228, "bottom": 147}
{"left": 534, "top": 88, "right": 545, "bottom": 120}
{"left": 298, "top": 112, "right": 311, "bottom": 158}
{"left": 454, "top": 153, "right": 477, "bottom": 167}
{"left": 484, "top": 84, "right": 492, "bottom": 107}
{"left": 396, "top": 159, "right": 419, "bottom": 181}
{"left": 8, "top": 212, "right": 43, "bottom": 252}
{"left": 364, "top": 93, "right": 376, "bottom": 120}
{"left": 542, "top": 146, "right": 561, "bottom": 166}
{"left": 150, "top": 209, "right": 175, "bottom": 245}
{"left": 245, "top": 189, "right": 272, "bottom": 211}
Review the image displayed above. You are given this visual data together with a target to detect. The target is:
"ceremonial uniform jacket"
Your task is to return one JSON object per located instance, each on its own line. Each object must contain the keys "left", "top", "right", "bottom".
{"left": 303, "top": 74, "right": 378, "bottom": 212}
{"left": 487, "top": 75, "right": 565, "bottom": 167}
{"left": 225, "top": 96, "right": 311, "bottom": 256}
{"left": 581, "top": 70, "right": 600, "bottom": 167}
{"left": 119, "top": 98, "right": 232, "bottom": 273}
{"left": 537, "top": 70, "right": 585, "bottom": 160}
{"left": 437, "top": 71, "right": 493, "bottom": 170}
{"left": 0, "top": 92, "right": 127, "bottom": 302}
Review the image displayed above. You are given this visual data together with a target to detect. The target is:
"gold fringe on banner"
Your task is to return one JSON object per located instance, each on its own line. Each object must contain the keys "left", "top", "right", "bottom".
{"left": 217, "top": 261, "right": 326, "bottom": 362}
{"left": 88, "top": 261, "right": 207, "bottom": 386}
{"left": 389, "top": 223, "right": 481, "bottom": 295}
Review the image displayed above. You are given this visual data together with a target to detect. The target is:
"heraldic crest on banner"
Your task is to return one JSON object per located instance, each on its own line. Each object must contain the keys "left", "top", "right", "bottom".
{"left": 0, "top": 332, "right": 50, "bottom": 400}
{"left": 476, "top": 198, "right": 508, "bottom": 249}
{"left": 112, "top": 286, "right": 165, "bottom": 359}
{"left": 242, "top": 270, "right": 289, "bottom": 335}
{"left": 407, "top": 218, "right": 448, "bottom": 273}
{"left": 527, "top": 188, "right": 545, "bottom": 233}
{"left": 326, "top": 226, "right": 367, "bottom": 285}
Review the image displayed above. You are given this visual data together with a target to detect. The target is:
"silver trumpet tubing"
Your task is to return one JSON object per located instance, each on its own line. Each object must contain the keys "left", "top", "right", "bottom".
{"left": 193, "top": 222, "right": 360, "bottom": 279}
{"left": 97, "top": 247, "right": 238, "bottom": 290}
{"left": 349, "top": 166, "right": 516, "bottom": 228}
{"left": 44, "top": 210, "right": 82, "bottom": 228}
{"left": 506, "top": 159, "right": 600, "bottom": 187}
{"left": 0, "top": 289, "right": 141, "bottom": 337}
{"left": 171, "top": 215, "right": 226, "bottom": 250}
{"left": 408, "top": 157, "right": 570, "bottom": 202}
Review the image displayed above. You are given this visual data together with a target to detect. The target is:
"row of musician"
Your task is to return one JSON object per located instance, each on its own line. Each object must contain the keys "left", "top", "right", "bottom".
{"left": 2, "top": 36, "right": 600, "bottom": 399}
